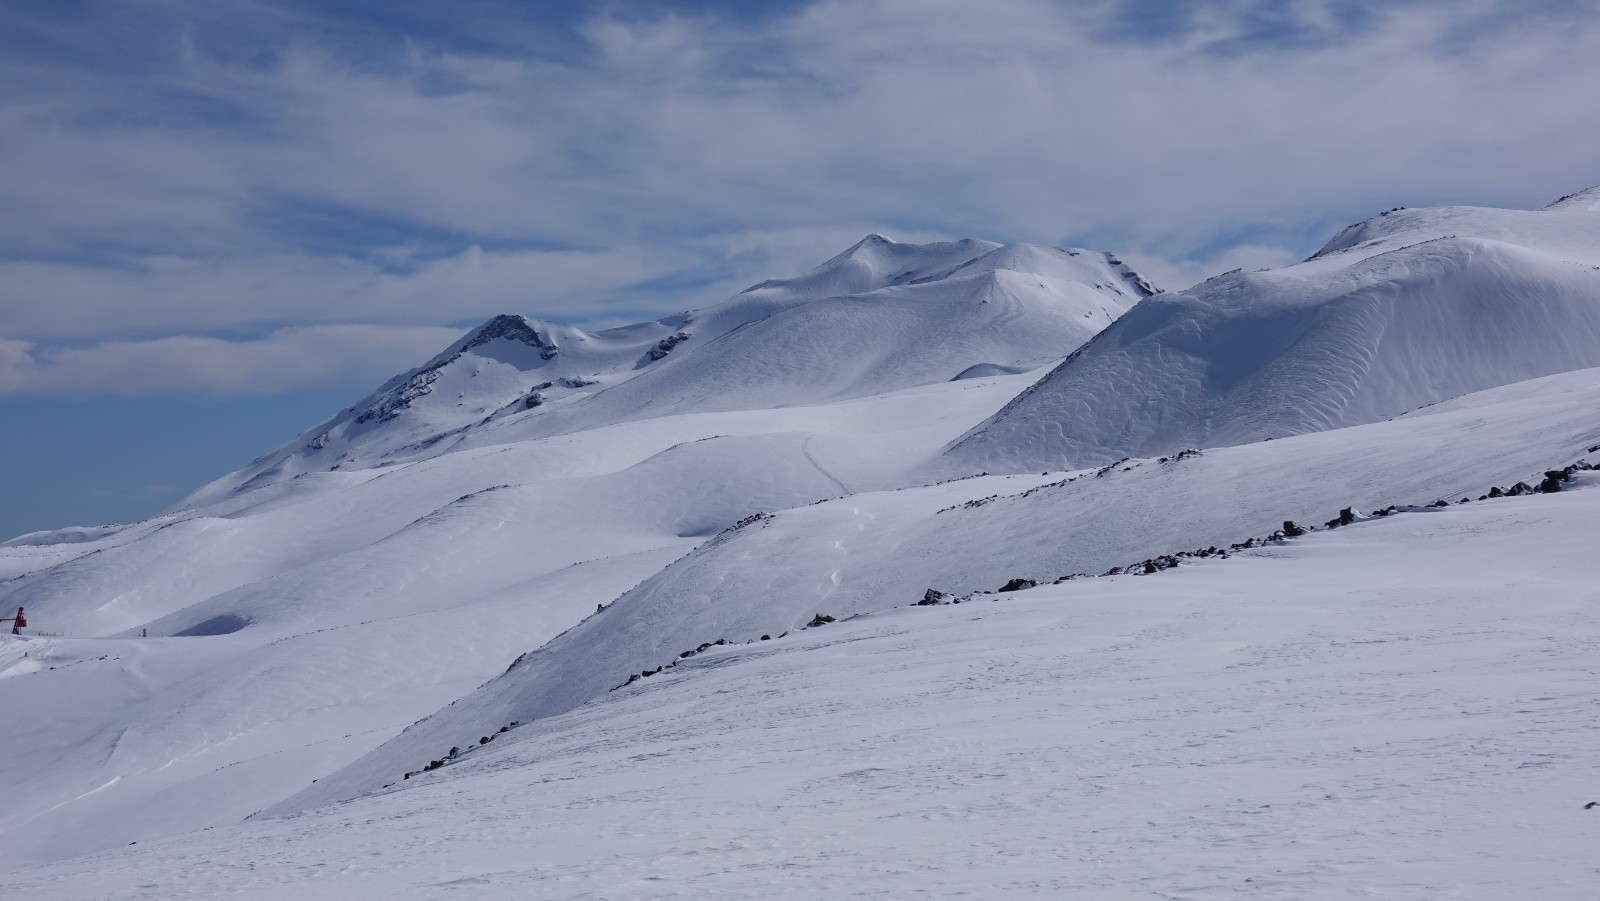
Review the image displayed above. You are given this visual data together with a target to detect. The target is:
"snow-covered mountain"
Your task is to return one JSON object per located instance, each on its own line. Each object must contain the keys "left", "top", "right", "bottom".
{"left": 941, "top": 189, "right": 1600, "bottom": 474}
{"left": 7, "top": 189, "right": 1600, "bottom": 898}
{"left": 183, "top": 236, "right": 1152, "bottom": 507}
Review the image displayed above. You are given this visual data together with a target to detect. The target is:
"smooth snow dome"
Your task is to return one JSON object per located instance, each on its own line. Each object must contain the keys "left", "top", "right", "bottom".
{"left": 942, "top": 188, "right": 1600, "bottom": 474}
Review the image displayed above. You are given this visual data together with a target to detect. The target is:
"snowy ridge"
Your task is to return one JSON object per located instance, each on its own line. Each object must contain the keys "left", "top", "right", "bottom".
{"left": 509, "top": 247, "right": 1146, "bottom": 434}
{"left": 941, "top": 188, "right": 1600, "bottom": 475}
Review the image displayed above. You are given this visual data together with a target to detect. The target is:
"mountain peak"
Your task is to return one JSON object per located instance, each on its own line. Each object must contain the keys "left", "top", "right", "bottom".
{"left": 458, "top": 314, "right": 556, "bottom": 356}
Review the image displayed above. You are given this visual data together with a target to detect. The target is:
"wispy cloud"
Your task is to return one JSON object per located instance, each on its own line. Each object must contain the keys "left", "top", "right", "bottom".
{"left": 0, "top": 325, "right": 462, "bottom": 397}
{"left": 2, "top": 0, "right": 1597, "bottom": 396}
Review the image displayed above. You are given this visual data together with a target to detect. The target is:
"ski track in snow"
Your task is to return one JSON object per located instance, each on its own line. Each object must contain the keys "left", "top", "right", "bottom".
{"left": 801, "top": 436, "right": 853, "bottom": 495}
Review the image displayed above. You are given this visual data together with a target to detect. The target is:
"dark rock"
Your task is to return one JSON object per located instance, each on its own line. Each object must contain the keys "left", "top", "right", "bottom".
{"left": 808, "top": 614, "right": 836, "bottom": 627}
{"left": 917, "top": 588, "right": 948, "bottom": 606}
{"left": 998, "top": 578, "right": 1037, "bottom": 592}
{"left": 647, "top": 331, "right": 691, "bottom": 361}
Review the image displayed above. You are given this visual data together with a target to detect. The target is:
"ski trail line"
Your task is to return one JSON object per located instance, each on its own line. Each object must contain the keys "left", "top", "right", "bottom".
{"left": 802, "top": 437, "right": 852, "bottom": 495}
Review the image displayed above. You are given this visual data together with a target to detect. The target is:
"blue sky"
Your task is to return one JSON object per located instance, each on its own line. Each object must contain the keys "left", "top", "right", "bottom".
{"left": 3, "top": 0, "right": 1599, "bottom": 539}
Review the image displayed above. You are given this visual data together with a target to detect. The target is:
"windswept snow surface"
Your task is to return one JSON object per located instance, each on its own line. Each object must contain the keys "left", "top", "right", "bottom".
{"left": 7, "top": 477, "right": 1600, "bottom": 899}
{"left": 943, "top": 189, "right": 1600, "bottom": 474}
{"left": 285, "top": 365, "right": 1600, "bottom": 811}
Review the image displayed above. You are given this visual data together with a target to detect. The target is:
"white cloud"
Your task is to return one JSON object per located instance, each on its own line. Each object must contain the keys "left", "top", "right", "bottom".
{"left": 0, "top": 246, "right": 683, "bottom": 342}
{"left": 0, "top": 325, "right": 463, "bottom": 398}
{"left": 1119, "top": 243, "right": 1307, "bottom": 293}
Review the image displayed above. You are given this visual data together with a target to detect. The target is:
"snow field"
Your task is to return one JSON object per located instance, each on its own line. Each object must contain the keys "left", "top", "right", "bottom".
{"left": 6, "top": 478, "right": 1599, "bottom": 899}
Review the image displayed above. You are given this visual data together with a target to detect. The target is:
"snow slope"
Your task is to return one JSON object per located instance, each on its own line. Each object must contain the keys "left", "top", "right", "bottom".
{"left": 0, "top": 371, "right": 1039, "bottom": 871}
{"left": 7, "top": 474, "right": 1600, "bottom": 899}
{"left": 942, "top": 188, "right": 1600, "bottom": 474}
{"left": 284, "top": 365, "right": 1600, "bottom": 811}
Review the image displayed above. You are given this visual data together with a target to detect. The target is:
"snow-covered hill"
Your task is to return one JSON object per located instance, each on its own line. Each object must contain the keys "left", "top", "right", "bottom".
{"left": 8, "top": 470, "right": 1600, "bottom": 900}
{"left": 942, "top": 188, "right": 1600, "bottom": 474}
